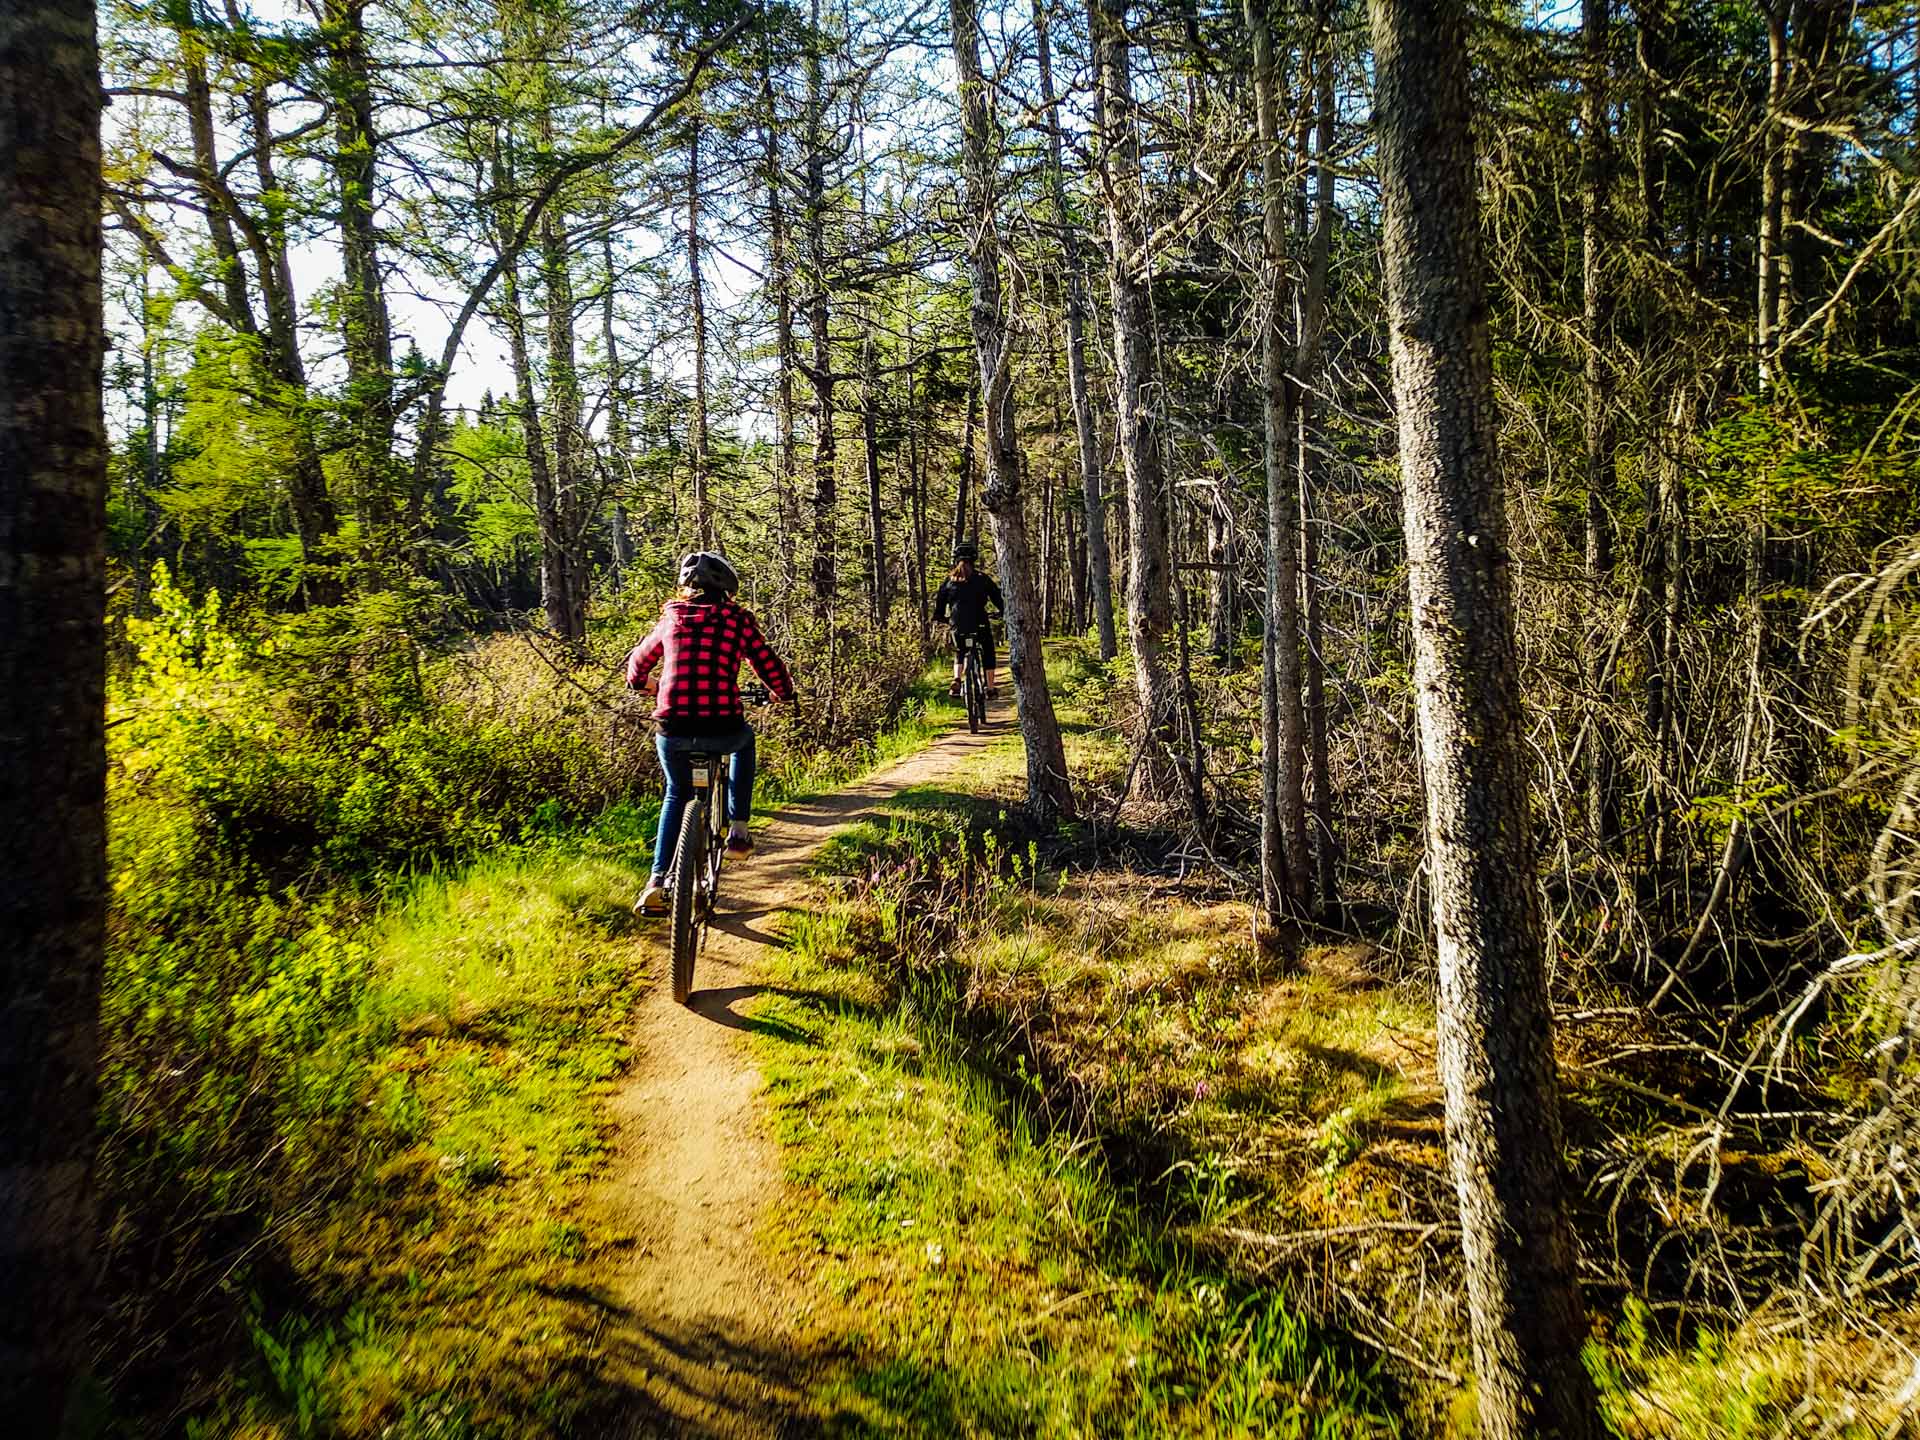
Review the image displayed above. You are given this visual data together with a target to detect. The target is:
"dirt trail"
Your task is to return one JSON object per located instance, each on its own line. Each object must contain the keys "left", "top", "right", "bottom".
{"left": 590, "top": 706, "right": 1001, "bottom": 1439}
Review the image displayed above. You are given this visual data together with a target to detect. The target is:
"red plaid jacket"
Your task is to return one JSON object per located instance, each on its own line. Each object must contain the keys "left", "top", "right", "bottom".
{"left": 625, "top": 599, "right": 795, "bottom": 736}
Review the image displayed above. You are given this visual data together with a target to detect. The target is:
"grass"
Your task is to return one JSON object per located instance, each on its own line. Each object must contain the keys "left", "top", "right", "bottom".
{"left": 152, "top": 681, "right": 963, "bottom": 1438}
{"left": 746, "top": 772, "right": 1405, "bottom": 1437}
{"left": 745, "top": 638, "right": 1913, "bottom": 1438}
{"left": 752, "top": 932, "right": 1403, "bottom": 1437}
{"left": 169, "top": 827, "right": 654, "bottom": 1438}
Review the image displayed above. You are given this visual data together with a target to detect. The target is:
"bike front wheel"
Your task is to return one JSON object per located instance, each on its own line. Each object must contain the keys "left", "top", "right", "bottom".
{"left": 669, "top": 800, "right": 706, "bottom": 1004}
{"left": 966, "top": 652, "right": 986, "bottom": 732}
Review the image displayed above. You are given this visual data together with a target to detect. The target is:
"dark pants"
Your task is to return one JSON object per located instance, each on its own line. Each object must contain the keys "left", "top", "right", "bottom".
{"left": 652, "top": 727, "right": 756, "bottom": 879}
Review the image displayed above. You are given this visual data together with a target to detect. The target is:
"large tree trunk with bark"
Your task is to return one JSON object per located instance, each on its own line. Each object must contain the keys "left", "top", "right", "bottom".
{"left": 952, "top": 0, "right": 1076, "bottom": 820}
{"left": 1093, "top": 0, "right": 1182, "bottom": 802}
{"left": 1250, "top": 0, "right": 1310, "bottom": 914}
{"left": 1367, "top": 0, "right": 1601, "bottom": 1432}
{"left": 0, "top": 1, "right": 107, "bottom": 1421}
{"left": 1035, "top": 0, "right": 1117, "bottom": 660}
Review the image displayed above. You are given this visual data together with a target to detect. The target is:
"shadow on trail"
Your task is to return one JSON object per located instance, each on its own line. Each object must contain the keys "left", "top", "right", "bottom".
{"left": 687, "top": 983, "right": 881, "bottom": 1042}
{"left": 583, "top": 1305, "right": 827, "bottom": 1439}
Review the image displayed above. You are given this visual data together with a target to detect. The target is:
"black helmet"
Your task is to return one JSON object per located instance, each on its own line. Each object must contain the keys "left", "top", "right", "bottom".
{"left": 952, "top": 541, "right": 979, "bottom": 563}
{"left": 678, "top": 550, "right": 739, "bottom": 595}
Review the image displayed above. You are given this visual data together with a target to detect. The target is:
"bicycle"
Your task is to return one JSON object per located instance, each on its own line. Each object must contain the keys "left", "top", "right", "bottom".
{"left": 665, "top": 683, "right": 770, "bottom": 1005}
{"left": 956, "top": 629, "right": 989, "bottom": 734}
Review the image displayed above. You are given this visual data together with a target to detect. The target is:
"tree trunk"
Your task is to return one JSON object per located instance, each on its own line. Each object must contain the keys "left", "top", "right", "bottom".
{"left": 1298, "top": 26, "right": 1339, "bottom": 912}
{"left": 687, "top": 104, "right": 714, "bottom": 550}
{"left": 953, "top": 383, "right": 978, "bottom": 550}
{"left": 0, "top": 1, "right": 106, "bottom": 1420}
{"left": 1093, "top": 0, "right": 1182, "bottom": 801}
{"left": 1036, "top": 0, "right": 1117, "bottom": 660}
{"left": 177, "top": 15, "right": 337, "bottom": 591}
{"left": 952, "top": 0, "right": 1077, "bottom": 820}
{"left": 804, "top": 0, "right": 837, "bottom": 599}
{"left": 540, "top": 194, "right": 588, "bottom": 643}
{"left": 325, "top": 0, "right": 396, "bottom": 538}
{"left": 1368, "top": 0, "right": 1600, "bottom": 1432}
{"left": 491, "top": 141, "right": 570, "bottom": 640}
{"left": 1583, "top": 0, "right": 1621, "bottom": 849}
{"left": 1758, "top": 3, "right": 1787, "bottom": 386}
{"left": 1251, "top": 0, "right": 1310, "bottom": 912}
{"left": 863, "top": 326, "right": 890, "bottom": 625}
{"left": 905, "top": 308, "right": 933, "bottom": 648}
{"left": 601, "top": 228, "right": 632, "bottom": 588}
{"left": 760, "top": 35, "right": 801, "bottom": 602}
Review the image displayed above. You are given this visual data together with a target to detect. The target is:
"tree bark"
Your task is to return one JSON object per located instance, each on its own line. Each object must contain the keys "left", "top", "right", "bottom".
{"left": 325, "top": 0, "right": 396, "bottom": 536}
{"left": 601, "top": 228, "right": 632, "bottom": 588}
{"left": 540, "top": 192, "right": 587, "bottom": 643}
{"left": 170, "top": 15, "right": 337, "bottom": 589}
{"left": 1093, "top": 0, "right": 1182, "bottom": 801}
{"left": 952, "top": 0, "right": 1077, "bottom": 820}
{"left": 1297, "top": 26, "right": 1339, "bottom": 912}
{"left": 1367, "top": 0, "right": 1601, "bottom": 1431}
{"left": 687, "top": 103, "right": 714, "bottom": 550}
{"left": 804, "top": 0, "right": 837, "bottom": 599}
{"left": 1036, "top": 0, "right": 1117, "bottom": 660}
{"left": 953, "top": 382, "right": 978, "bottom": 550}
{"left": 1250, "top": 0, "right": 1310, "bottom": 912}
{"left": 863, "top": 326, "right": 890, "bottom": 625}
{"left": 1583, "top": 0, "right": 1621, "bottom": 848}
{"left": 1758, "top": 3, "right": 1787, "bottom": 386}
{"left": 0, "top": 1, "right": 106, "bottom": 1421}
{"left": 761, "top": 37, "right": 800, "bottom": 596}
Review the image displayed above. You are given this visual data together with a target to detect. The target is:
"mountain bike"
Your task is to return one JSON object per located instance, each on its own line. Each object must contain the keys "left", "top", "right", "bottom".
{"left": 666, "top": 684, "right": 769, "bottom": 1005}
{"left": 957, "top": 630, "right": 989, "bottom": 734}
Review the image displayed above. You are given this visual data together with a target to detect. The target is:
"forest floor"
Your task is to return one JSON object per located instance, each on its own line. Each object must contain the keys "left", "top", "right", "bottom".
{"left": 584, "top": 703, "right": 1003, "bottom": 1438}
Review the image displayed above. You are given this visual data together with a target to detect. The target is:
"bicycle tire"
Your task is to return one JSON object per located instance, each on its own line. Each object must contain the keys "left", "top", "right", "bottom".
{"left": 669, "top": 799, "right": 705, "bottom": 1004}
{"left": 966, "top": 648, "right": 986, "bottom": 732}
{"left": 702, "top": 780, "right": 727, "bottom": 943}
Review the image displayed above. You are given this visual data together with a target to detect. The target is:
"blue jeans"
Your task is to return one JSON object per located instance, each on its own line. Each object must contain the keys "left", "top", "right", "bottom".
{"left": 652, "top": 728, "right": 756, "bottom": 879}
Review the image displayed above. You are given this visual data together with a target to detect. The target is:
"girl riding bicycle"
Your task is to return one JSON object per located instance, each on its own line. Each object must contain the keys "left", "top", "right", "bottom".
{"left": 626, "top": 552, "right": 796, "bottom": 917}
{"left": 933, "top": 541, "right": 1004, "bottom": 699}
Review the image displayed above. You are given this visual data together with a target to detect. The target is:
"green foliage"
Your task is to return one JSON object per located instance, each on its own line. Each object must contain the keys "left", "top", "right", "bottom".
{"left": 761, "top": 810, "right": 1405, "bottom": 1438}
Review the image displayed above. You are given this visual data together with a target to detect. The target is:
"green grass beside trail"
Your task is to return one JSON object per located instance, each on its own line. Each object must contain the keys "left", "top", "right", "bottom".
{"left": 746, "top": 678, "right": 1405, "bottom": 1438}
{"left": 151, "top": 811, "right": 656, "bottom": 1440}
{"left": 105, "top": 659, "right": 952, "bottom": 1439}
{"left": 748, "top": 644, "right": 1896, "bottom": 1440}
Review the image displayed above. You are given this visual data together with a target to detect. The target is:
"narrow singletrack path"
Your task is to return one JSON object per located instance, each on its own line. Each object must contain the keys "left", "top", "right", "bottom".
{"left": 590, "top": 700, "right": 1003, "bottom": 1438}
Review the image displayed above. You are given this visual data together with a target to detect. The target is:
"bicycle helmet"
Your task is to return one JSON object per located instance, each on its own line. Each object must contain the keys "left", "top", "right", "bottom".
{"left": 952, "top": 541, "right": 979, "bottom": 563}
{"left": 678, "top": 550, "right": 740, "bottom": 595}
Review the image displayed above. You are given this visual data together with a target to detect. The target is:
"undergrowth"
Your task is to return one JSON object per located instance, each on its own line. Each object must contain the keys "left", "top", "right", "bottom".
{"left": 95, "top": 572, "right": 932, "bottom": 1435}
{"left": 751, "top": 639, "right": 1909, "bottom": 1438}
{"left": 754, "top": 786, "right": 1404, "bottom": 1437}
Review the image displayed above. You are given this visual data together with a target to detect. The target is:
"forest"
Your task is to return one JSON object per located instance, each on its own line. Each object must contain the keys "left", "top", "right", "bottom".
{"left": 4, "top": 0, "right": 1920, "bottom": 1432}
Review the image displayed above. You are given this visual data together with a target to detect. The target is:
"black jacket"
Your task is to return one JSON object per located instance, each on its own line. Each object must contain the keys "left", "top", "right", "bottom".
{"left": 933, "top": 572, "right": 1004, "bottom": 632}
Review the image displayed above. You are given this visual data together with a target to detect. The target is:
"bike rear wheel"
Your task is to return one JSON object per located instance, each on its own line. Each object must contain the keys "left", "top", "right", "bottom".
{"left": 965, "top": 648, "right": 986, "bottom": 732}
{"left": 669, "top": 800, "right": 706, "bottom": 1004}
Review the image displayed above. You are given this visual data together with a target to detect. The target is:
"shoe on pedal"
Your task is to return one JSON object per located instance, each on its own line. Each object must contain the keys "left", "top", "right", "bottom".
{"left": 634, "top": 881, "right": 670, "bottom": 917}
{"left": 947, "top": 679, "right": 961, "bottom": 699}
{"left": 725, "top": 831, "right": 755, "bottom": 859}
